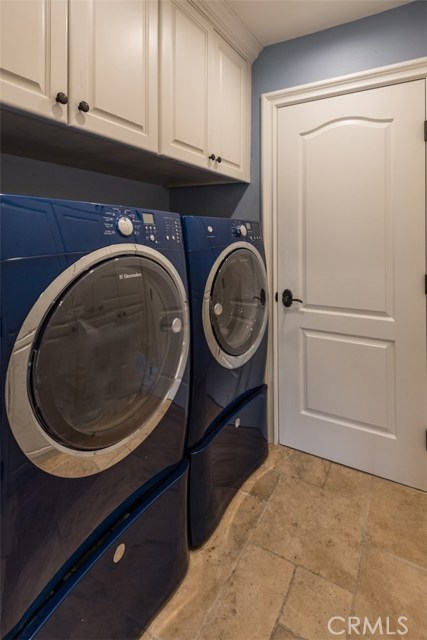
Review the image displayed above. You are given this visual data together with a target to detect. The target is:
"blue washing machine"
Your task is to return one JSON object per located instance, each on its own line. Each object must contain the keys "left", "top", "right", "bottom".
{"left": 181, "top": 216, "right": 269, "bottom": 548}
{"left": 0, "top": 195, "right": 191, "bottom": 639}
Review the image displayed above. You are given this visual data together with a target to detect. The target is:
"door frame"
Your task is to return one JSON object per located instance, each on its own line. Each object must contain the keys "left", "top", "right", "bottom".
{"left": 261, "top": 57, "right": 427, "bottom": 444}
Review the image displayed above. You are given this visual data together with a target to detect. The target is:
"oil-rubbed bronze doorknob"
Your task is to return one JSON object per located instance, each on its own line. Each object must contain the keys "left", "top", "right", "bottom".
{"left": 78, "top": 101, "right": 90, "bottom": 113}
{"left": 209, "top": 154, "right": 216, "bottom": 161}
{"left": 282, "top": 289, "right": 303, "bottom": 308}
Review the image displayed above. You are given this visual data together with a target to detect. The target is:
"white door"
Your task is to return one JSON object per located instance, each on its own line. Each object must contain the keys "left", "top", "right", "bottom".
{"left": 68, "top": 0, "right": 158, "bottom": 151}
{"left": 277, "top": 80, "right": 426, "bottom": 490}
{"left": 213, "top": 32, "right": 249, "bottom": 181}
{"left": 0, "top": 0, "right": 68, "bottom": 122}
{"left": 160, "top": 0, "right": 214, "bottom": 168}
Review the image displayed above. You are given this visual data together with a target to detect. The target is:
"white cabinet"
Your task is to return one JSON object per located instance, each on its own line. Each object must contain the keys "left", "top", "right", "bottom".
{"left": 160, "top": 0, "right": 250, "bottom": 181}
{"left": 0, "top": 0, "right": 68, "bottom": 123}
{"left": 68, "top": 0, "right": 158, "bottom": 151}
{"left": 0, "top": 0, "right": 158, "bottom": 152}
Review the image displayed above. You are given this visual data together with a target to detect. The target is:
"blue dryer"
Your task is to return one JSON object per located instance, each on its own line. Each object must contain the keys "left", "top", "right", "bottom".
{"left": 0, "top": 195, "right": 190, "bottom": 639}
{"left": 181, "top": 216, "right": 269, "bottom": 548}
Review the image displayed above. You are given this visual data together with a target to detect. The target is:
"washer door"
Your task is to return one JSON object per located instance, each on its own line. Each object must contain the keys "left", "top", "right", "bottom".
{"left": 6, "top": 245, "right": 189, "bottom": 477}
{"left": 202, "top": 243, "right": 268, "bottom": 369}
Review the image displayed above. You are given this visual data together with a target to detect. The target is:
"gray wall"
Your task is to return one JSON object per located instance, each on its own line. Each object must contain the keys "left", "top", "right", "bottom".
{"left": 0, "top": 154, "right": 170, "bottom": 210}
{"left": 170, "top": 0, "right": 427, "bottom": 220}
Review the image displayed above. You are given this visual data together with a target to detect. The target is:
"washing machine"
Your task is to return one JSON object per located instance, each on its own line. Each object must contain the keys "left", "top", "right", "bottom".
{"left": 181, "top": 216, "right": 269, "bottom": 548}
{"left": 0, "top": 195, "right": 190, "bottom": 639}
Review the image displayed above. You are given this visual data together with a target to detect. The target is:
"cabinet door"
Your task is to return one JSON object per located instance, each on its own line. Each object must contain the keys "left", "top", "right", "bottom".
{"left": 213, "top": 33, "right": 250, "bottom": 181}
{"left": 0, "top": 0, "right": 68, "bottom": 122}
{"left": 160, "top": 0, "right": 215, "bottom": 169}
{"left": 68, "top": 0, "right": 158, "bottom": 152}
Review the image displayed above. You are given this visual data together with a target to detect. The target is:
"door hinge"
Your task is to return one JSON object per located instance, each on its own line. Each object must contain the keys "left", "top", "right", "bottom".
{"left": 275, "top": 292, "right": 278, "bottom": 302}
{"left": 425, "top": 121, "right": 427, "bottom": 142}
{"left": 425, "top": 274, "right": 427, "bottom": 295}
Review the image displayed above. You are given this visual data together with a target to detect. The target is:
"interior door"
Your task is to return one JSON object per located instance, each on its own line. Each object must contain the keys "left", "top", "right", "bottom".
{"left": 277, "top": 80, "right": 426, "bottom": 490}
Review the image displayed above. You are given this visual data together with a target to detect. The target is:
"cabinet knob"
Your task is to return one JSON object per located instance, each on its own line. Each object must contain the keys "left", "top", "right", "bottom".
{"left": 209, "top": 154, "right": 216, "bottom": 161}
{"left": 78, "top": 101, "right": 90, "bottom": 113}
{"left": 217, "top": 156, "right": 222, "bottom": 163}
{"left": 55, "top": 92, "right": 68, "bottom": 105}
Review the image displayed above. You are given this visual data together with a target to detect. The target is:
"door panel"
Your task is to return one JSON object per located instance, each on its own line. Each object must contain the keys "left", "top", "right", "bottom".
{"left": 304, "top": 118, "right": 391, "bottom": 313}
{"left": 160, "top": 0, "right": 212, "bottom": 164}
{"left": 214, "top": 33, "right": 248, "bottom": 180}
{"left": 303, "top": 331, "right": 395, "bottom": 435}
{"left": 0, "top": 0, "right": 67, "bottom": 121}
{"left": 277, "top": 80, "right": 426, "bottom": 490}
{"left": 68, "top": 0, "right": 158, "bottom": 151}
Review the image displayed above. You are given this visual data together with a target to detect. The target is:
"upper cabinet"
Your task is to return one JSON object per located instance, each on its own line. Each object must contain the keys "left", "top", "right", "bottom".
{"left": 0, "top": 0, "right": 261, "bottom": 184}
{"left": 68, "top": 0, "right": 158, "bottom": 151}
{"left": 0, "top": 0, "right": 68, "bottom": 122}
{"left": 160, "top": 0, "right": 250, "bottom": 181}
{"left": 0, "top": 0, "right": 158, "bottom": 152}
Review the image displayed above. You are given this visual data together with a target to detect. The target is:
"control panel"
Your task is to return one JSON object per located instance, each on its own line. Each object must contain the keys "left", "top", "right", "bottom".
{"left": 231, "top": 220, "right": 263, "bottom": 242}
{"left": 102, "top": 207, "right": 142, "bottom": 238}
{"left": 201, "top": 219, "right": 263, "bottom": 243}
{"left": 101, "top": 206, "right": 183, "bottom": 247}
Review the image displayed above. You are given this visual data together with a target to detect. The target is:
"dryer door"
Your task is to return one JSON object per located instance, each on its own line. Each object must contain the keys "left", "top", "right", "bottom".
{"left": 202, "top": 243, "right": 268, "bottom": 369}
{"left": 6, "top": 245, "right": 189, "bottom": 477}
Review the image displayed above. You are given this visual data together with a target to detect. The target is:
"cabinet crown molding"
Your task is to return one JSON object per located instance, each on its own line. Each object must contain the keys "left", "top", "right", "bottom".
{"left": 189, "top": 0, "right": 262, "bottom": 62}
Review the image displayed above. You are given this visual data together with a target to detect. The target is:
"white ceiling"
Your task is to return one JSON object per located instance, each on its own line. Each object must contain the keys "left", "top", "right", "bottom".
{"left": 224, "top": 0, "right": 414, "bottom": 46}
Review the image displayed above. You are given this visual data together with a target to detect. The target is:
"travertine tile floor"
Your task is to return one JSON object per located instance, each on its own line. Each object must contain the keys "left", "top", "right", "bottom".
{"left": 142, "top": 445, "right": 427, "bottom": 640}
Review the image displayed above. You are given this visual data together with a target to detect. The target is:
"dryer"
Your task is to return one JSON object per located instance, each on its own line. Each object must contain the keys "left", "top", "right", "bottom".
{"left": 181, "top": 216, "right": 269, "bottom": 548}
{"left": 0, "top": 195, "right": 190, "bottom": 639}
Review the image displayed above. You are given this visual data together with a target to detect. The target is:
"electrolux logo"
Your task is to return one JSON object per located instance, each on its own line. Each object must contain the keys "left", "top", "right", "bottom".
{"left": 327, "top": 616, "right": 409, "bottom": 636}
{"left": 118, "top": 273, "right": 142, "bottom": 280}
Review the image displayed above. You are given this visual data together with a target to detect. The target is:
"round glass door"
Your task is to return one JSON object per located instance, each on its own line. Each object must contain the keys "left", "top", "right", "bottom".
{"left": 30, "top": 255, "right": 186, "bottom": 451}
{"left": 7, "top": 244, "right": 189, "bottom": 477}
{"left": 203, "top": 244, "right": 268, "bottom": 369}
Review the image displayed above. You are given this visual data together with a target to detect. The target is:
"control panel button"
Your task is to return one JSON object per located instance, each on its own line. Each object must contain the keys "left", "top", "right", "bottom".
{"left": 207, "top": 225, "right": 213, "bottom": 233}
{"left": 149, "top": 234, "right": 155, "bottom": 242}
{"left": 117, "top": 216, "right": 134, "bottom": 237}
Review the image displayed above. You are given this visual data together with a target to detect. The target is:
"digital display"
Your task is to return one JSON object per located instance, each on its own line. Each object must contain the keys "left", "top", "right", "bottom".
{"left": 143, "top": 213, "right": 155, "bottom": 225}
{"left": 246, "top": 223, "right": 252, "bottom": 230}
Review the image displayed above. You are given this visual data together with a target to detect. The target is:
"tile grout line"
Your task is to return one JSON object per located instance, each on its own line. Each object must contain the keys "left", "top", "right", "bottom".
{"left": 193, "top": 463, "right": 293, "bottom": 640}
{"left": 321, "top": 459, "right": 333, "bottom": 489}
{"left": 267, "top": 562, "right": 298, "bottom": 640}
{"left": 348, "top": 475, "right": 375, "bottom": 623}
{"left": 192, "top": 487, "right": 274, "bottom": 640}
{"left": 359, "top": 544, "right": 427, "bottom": 573}
{"left": 265, "top": 468, "right": 302, "bottom": 640}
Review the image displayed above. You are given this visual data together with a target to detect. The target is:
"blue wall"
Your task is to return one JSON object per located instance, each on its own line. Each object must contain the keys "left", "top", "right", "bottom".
{"left": 1, "top": 154, "right": 170, "bottom": 210}
{"left": 170, "top": 0, "right": 427, "bottom": 220}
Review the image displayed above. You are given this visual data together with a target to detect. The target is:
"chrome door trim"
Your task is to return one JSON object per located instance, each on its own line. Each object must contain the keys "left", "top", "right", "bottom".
{"left": 202, "top": 242, "right": 268, "bottom": 369}
{"left": 6, "top": 243, "right": 189, "bottom": 478}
